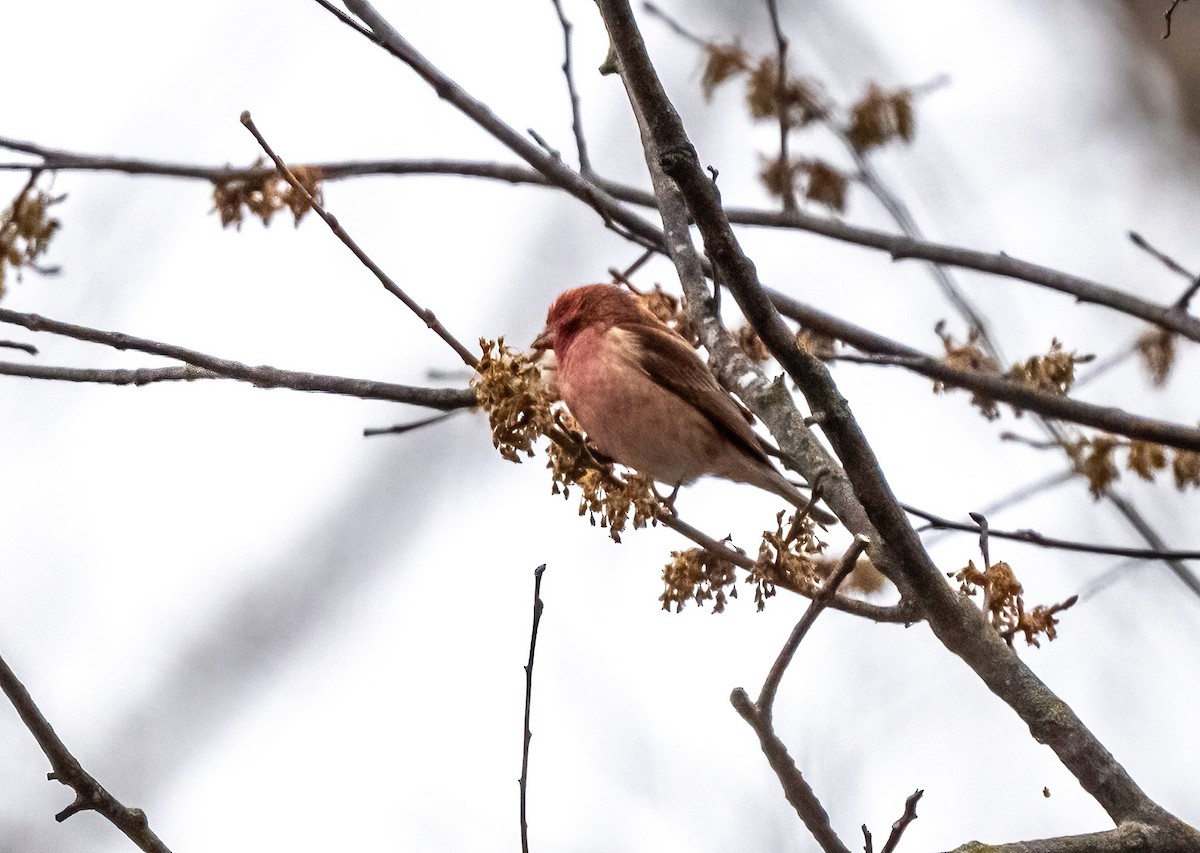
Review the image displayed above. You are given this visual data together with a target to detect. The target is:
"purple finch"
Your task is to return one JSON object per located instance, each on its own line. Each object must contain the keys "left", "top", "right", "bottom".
{"left": 533, "top": 284, "right": 833, "bottom": 523}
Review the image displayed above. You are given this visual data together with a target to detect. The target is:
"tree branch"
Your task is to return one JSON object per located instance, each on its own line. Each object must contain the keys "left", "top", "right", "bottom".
{"left": 6, "top": 136, "right": 1200, "bottom": 342}
{"left": 0, "top": 651, "right": 173, "bottom": 853}
{"left": 906, "top": 504, "right": 1200, "bottom": 563}
{"left": 593, "top": 0, "right": 1197, "bottom": 838}
{"left": 0, "top": 309, "right": 477, "bottom": 409}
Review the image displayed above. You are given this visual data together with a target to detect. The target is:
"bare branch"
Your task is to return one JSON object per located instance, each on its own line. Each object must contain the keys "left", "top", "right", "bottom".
{"left": 547, "top": 0, "right": 592, "bottom": 173}
{"left": 906, "top": 504, "right": 1200, "bottom": 563}
{"left": 0, "top": 338, "right": 38, "bottom": 355}
{"left": 880, "top": 789, "right": 923, "bottom": 853}
{"left": 0, "top": 309, "right": 477, "bottom": 409}
{"left": 725, "top": 537, "right": 866, "bottom": 853}
{"left": 519, "top": 564, "right": 546, "bottom": 853}
{"left": 239, "top": 112, "right": 479, "bottom": 368}
{"left": 757, "top": 535, "right": 869, "bottom": 715}
{"left": 7, "top": 129, "right": 1200, "bottom": 344}
{"left": 763, "top": 0, "right": 797, "bottom": 212}
{"left": 594, "top": 0, "right": 1194, "bottom": 834}
{"left": 0, "top": 651, "right": 173, "bottom": 853}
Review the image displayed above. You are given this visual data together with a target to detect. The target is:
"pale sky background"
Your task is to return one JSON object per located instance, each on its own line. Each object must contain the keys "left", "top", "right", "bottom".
{"left": 2, "top": 2, "right": 1199, "bottom": 852}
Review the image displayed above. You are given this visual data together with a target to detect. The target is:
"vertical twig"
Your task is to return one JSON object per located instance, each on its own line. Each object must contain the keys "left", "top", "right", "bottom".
{"left": 879, "top": 789, "right": 923, "bottom": 853}
{"left": 763, "top": 0, "right": 796, "bottom": 212}
{"left": 519, "top": 564, "right": 547, "bottom": 853}
{"left": 548, "top": 0, "right": 592, "bottom": 174}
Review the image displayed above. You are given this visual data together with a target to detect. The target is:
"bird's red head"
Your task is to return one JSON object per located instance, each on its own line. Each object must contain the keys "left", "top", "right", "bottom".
{"left": 533, "top": 284, "right": 651, "bottom": 354}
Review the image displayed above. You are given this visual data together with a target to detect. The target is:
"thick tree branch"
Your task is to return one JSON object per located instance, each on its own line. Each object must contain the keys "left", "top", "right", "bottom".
{"left": 593, "top": 0, "right": 1198, "bottom": 841}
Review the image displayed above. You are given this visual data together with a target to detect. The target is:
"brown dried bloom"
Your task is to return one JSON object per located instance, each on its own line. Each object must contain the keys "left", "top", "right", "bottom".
{"left": 0, "top": 185, "right": 62, "bottom": 299}
{"left": 796, "top": 327, "right": 838, "bottom": 361}
{"left": 759, "top": 155, "right": 797, "bottom": 205}
{"left": 749, "top": 510, "right": 826, "bottom": 611}
{"left": 473, "top": 338, "right": 555, "bottom": 463}
{"left": 545, "top": 412, "right": 663, "bottom": 543}
{"left": 1067, "top": 435, "right": 1121, "bottom": 498}
{"left": 1136, "top": 327, "right": 1176, "bottom": 387}
{"left": 800, "top": 159, "right": 848, "bottom": 213}
{"left": 734, "top": 324, "right": 772, "bottom": 363}
{"left": 847, "top": 84, "right": 916, "bottom": 152}
{"left": 636, "top": 284, "right": 698, "bottom": 347}
{"left": 1007, "top": 339, "right": 1091, "bottom": 397}
{"left": 953, "top": 558, "right": 1070, "bottom": 646}
{"left": 1174, "top": 447, "right": 1200, "bottom": 490}
{"left": 701, "top": 41, "right": 751, "bottom": 100}
{"left": 661, "top": 547, "right": 739, "bottom": 613}
{"left": 935, "top": 327, "right": 1002, "bottom": 419}
{"left": 1127, "top": 439, "right": 1167, "bottom": 481}
{"left": 745, "top": 58, "right": 824, "bottom": 126}
{"left": 212, "top": 160, "right": 324, "bottom": 229}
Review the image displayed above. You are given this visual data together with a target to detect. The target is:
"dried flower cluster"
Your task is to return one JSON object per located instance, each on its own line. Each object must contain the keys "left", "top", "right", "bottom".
{"left": 695, "top": 39, "right": 920, "bottom": 211}
{"left": 936, "top": 330, "right": 1091, "bottom": 420}
{"left": 660, "top": 546, "right": 739, "bottom": 613}
{"left": 744, "top": 58, "right": 825, "bottom": 127}
{"left": 935, "top": 328, "right": 1003, "bottom": 419}
{"left": 1136, "top": 327, "right": 1176, "bottom": 386}
{"left": 759, "top": 156, "right": 848, "bottom": 212}
{"left": 847, "top": 84, "right": 916, "bottom": 153}
{"left": 473, "top": 338, "right": 556, "bottom": 462}
{"left": 545, "top": 414, "right": 663, "bottom": 543}
{"left": 0, "top": 184, "right": 61, "bottom": 299}
{"left": 952, "top": 559, "right": 1076, "bottom": 647}
{"left": 635, "top": 284, "right": 698, "bottom": 347}
{"left": 749, "top": 510, "right": 826, "bottom": 611}
{"left": 734, "top": 323, "right": 772, "bottom": 362}
{"left": 796, "top": 327, "right": 839, "bottom": 361}
{"left": 211, "top": 162, "right": 324, "bottom": 229}
{"left": 1065, "top": 433, "right": 1200, "bottom": 497}
{"left": 1006, "top": 339, "right": 1093, "bottom": 404}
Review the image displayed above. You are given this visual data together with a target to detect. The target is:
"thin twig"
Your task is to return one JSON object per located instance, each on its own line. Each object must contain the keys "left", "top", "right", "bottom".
{"left": 1164, "top": 0, "right": 1188, "bottom": 38}
{"left": 326, "top": 0, "right": 667, "bottom": 255}
{"left": 0, "top": 651, "right": 173, "bottom": 853}
{"left": 0, "top": 309, "right": 477, "bottom": 409}
{"left": 879, "top": 789, "right": 923, "bottom": 853}
{"left": 548, "top": 0, "right": 592, "bottom": 173}
{"left": 906, "top": 504, "right": 1200, "bottom": 563}
{"left": 362, "top": 410, "right": 460, "bottom": 437}
{"left": 725, "top": 536, "right": 867, "bottom": 853}
{"left": 1129, "top": 230, "right": 1200, "bottom": 311}
{"left": 764, "top": 0, "right": 797, "bottom": 212}
{"left": 519, "top": 564, "right": 547, "bottom": 853}
{"left": 238, "top": 111, "right": 479, "bottom": 368}
{"left": 0, "top": 339, "right": 37, "bottom": 355}
{"left": 757, "top": 535, "right": 870, "bottom": 716}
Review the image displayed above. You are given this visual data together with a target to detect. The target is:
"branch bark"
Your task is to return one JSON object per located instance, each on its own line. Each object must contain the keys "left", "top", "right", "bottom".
{"left": 593, "top": 0, "right": 1199, "bottom": 845}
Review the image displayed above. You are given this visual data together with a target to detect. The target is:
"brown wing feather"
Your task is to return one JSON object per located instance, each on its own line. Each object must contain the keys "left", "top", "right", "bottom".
{"left": 617, "top": 321, "right": 772, "bottom": 466}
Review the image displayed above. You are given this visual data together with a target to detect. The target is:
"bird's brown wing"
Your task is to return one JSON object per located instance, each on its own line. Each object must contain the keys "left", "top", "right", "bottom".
{"left": 617, "top": 321, "right": 772, "bottom": 466}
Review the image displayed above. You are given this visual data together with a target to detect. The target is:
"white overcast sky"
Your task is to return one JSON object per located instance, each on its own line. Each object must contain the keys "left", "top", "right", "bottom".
{"left": 2, "top": 2, "right": 1198, "bottom": 852}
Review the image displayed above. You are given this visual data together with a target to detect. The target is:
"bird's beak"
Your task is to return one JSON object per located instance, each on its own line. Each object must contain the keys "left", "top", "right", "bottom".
{"left": 531, "top": 327, "right": 553, "bottom": 353}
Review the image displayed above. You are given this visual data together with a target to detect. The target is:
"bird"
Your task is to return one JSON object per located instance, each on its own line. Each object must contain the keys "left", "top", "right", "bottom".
{"left": 531, "top": 284, "right": 834, "bottom": 524}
